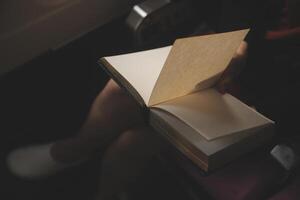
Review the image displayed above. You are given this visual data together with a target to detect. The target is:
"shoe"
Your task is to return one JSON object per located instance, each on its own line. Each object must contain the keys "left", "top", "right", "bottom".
{"left": 6, "top": 143, "right": 71, "bottom": 179}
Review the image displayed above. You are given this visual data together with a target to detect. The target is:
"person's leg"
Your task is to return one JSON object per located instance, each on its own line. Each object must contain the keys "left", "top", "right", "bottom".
{"left": 7, "top": 79, "right": 146, "bottom": 178}
{"left": 50, "top": 79, "right": 145, "bottom": 163}
{"left": 95, "top": 126, "right": 165, "bottom": 200}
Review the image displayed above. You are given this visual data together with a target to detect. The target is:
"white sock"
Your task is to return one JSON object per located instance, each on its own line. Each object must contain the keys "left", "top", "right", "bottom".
{"left": 6, "top": 143, "right": 78, "bottom": 179}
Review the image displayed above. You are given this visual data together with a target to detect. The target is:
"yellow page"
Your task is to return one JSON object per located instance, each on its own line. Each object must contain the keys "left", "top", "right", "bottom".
{"left": 149, "top": 29, "right": 249, "bottom": 106}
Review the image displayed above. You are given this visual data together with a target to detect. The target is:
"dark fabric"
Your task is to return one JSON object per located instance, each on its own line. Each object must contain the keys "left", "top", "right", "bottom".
{"left": 196, "top": 153, "right": 287, "bottom": 200}
{"left": 215, "top": 0, "right": 279, "bottom": 42}
{"left": 268, "top": 170, "right": 300, "bottom": 200}
{"left": 239, "top": 31, "right": 300, "bottom": 137}
{"left": 168, "top": 147, "right": 288, "bottom": 200}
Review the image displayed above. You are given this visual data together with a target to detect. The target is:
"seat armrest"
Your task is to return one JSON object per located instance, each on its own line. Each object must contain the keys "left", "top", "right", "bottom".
{"left": 271, "top": 139, "right": 300, "bottom": 171}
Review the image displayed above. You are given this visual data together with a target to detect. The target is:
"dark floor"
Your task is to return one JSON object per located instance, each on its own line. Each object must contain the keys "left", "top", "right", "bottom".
{"left": 0, "top": 17, "right": 204, "bottom": 200}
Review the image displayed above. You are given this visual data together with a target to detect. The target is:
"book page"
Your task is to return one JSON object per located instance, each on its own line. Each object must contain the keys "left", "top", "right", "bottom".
{"left": 150, "top": 108, "right": 272, "bottom": 156}
{"left": 104, "top": 46, "right": 172, "bottom": 105}
{"left": 153, "top": 89, "right": 273, "bottom": 140}
{"left": 148, "top": 29, "right": 249, "bottom": 106}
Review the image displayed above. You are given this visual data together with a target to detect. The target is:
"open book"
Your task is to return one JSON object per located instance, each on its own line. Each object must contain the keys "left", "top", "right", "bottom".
{"left": 99, "top": 29, "right": 274, "bottom": 172}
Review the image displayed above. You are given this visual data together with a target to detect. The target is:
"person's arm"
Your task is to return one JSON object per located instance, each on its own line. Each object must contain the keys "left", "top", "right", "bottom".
{"left": 265, "top": 26, "right": 300, "bottom": 41}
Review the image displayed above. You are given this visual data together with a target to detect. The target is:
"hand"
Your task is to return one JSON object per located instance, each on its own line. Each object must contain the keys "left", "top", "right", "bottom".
{"left": 217, "top": 41, "right": 248, "bottom": 94}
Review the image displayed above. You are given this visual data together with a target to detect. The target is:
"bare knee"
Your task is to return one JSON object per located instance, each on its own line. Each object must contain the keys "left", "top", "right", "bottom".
{"left": 90, "top": 79, "right": 144, "bottom": 126}
{"left": 93, "top": 79, "right": 137, "bottom": 111}
{"left": 101, "top": 79, "right": 127, "bottom": 100}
